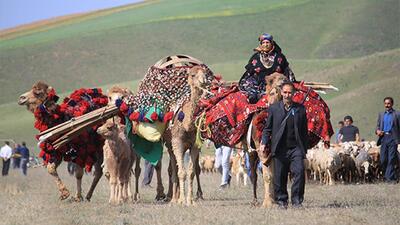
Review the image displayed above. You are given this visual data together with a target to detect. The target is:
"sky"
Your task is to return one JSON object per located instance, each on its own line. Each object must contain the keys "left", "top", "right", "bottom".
{"left": 0, "top": 0, "right": 143, "bottom": 30}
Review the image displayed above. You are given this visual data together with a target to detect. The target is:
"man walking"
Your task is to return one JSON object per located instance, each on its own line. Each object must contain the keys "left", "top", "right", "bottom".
{"left": 1, "top": 141, "right": 13, "bottom": 176}
{"left": 376, "top": 97, "right": 400, "bottom": 183}
{"left": 19, "top": 142, "right": 30, "bottom": 176}
{"left": 214, "top": 143, "right": 232, "bottom": 189}
{"left": 338, "top": 115, "right": 360, "bottom": 143}
{"left": 260, "top": 82, "right": 309, "bottom": 208}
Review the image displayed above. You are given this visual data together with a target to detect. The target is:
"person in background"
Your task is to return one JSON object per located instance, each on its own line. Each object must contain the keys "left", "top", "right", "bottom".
{"left": 12, "top": 144, "right": 21, "bottom": 169}
{"left": 18, "top": 142, "right": 30, "bottom": 176}
{"left": 335, "top": 121, "right": 344, "bottom": 144}
{"left": 0, "top": 141, "right": 13, "bottom": 176}
{"left": 214, "top": 143, "right": 232, "bottom": 189}
{"left": 142, "top": 160, "right": 155, "bottom": 188}
{"left": 338, "top": 115, "right": 360, "bottom": 143}
{"left": 376, "top": 97, "right": 400, "bottom": 183}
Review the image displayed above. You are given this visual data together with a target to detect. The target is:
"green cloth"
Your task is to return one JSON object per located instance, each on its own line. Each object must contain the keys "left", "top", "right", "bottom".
{"left": 125, "top": 118, "right": 162, "bottom": 166}
{"left": 145, "top": 106, "right": 163, "bottom": 122}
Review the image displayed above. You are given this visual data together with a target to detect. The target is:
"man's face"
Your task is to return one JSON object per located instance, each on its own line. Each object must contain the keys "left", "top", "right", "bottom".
{"left": 281, "top": 84, "right": 293, "bottom": 105}
{"left": 344, "top": 119, "right": 352, "bottom": 126}
{"left": 384, "top": 99, "right": 393, "bottom": 111}
{"left": 338, "top": 123, "right": 344, "bottom": 129}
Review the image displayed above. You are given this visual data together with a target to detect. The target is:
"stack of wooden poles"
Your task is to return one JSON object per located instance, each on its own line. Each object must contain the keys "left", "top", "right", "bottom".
{"left": 38, "top": 105, "right": 119, "bottom": 150}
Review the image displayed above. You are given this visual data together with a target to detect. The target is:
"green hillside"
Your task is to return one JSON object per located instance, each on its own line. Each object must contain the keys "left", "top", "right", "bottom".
{"left": 0, "top": 0, "right": 399, "bottom": 149}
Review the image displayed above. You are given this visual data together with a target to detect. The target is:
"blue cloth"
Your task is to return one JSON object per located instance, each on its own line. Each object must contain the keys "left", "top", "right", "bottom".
{"left": 380, "top": 135, "right": 397, "bottom": 181}
{"left": 383, "top": 110, "right": 393, "bottom": 132}
{"left": 18, "top": 146, "right": 30, "bottom": 159}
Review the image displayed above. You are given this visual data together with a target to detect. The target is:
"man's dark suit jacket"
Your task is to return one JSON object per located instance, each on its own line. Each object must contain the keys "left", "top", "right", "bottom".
{"left": 261, "top": 101, "right": 309, "bottom": 157}
{"left": 376, "top": 109, "right": 400, "bottom": 145}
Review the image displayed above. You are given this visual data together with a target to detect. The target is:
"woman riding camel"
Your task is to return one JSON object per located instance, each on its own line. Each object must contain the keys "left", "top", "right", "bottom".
{"left": 239, "top": 33, "right": 295, "bottom": 103}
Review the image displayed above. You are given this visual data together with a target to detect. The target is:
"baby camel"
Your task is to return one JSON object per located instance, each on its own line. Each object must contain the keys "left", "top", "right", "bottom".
{"left": 97, "top": 117, "right": 135, "bottom": 204}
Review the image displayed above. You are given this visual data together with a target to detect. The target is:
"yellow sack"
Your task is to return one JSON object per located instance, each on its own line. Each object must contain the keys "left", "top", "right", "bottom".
{"left": 136, "top": 122, "right": 167, "bottom": 142}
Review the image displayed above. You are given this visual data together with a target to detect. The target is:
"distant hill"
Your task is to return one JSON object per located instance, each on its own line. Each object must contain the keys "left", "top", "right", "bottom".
{"left": 0, "top": 0, "right": 399, "bottom": 148}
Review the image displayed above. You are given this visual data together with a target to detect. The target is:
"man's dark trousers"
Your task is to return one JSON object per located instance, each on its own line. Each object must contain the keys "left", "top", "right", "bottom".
{"left": 2, "top": 159, "right": 11, "bottom": 176}
{"left": 274, "top": 146, "right": 305, "bottom": 205}
{"left": 380, "top": 134, "right": 398, "bottom": 181}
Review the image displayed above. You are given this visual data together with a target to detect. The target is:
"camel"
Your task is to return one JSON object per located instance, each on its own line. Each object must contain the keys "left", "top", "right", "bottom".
{"left": 240, "top": 73, "right": 286, "bottom": 208}
{"left": 107, "top": 86, "right": 166, "bottom": 202}
{"left": 17, "top": 81, "right": 104, "bottom": 201}
{"left": 97, "top": 117, "right": 135, "bottom": 204}
{"left": 164, "top": 66, "right": 208, "bottom": 205}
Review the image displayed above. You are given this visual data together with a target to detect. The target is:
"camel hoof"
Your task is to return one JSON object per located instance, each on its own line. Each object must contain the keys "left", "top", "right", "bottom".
{"left": 73, "top": 195, "right": 84, "bottom": 202}
{"left": 59, "top": 189, "right": 70, "bottom": 201}
{"left": 195, "top": 193, "right": 204, "bottom": 201}
{"left": 250, "top": 199, "right": 259, "bottom": 207}
{"left": 155, "top": 193, "right": 167, "bottom": 201}
{"left": 262, "top": 200, "right": 274, "bottom": 208}
{"left": 133, "top": 193, "right": 140, "bottom": 203}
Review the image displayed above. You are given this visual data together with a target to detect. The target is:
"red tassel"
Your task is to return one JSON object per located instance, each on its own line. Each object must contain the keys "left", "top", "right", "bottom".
{"left": 120, "top": 102, "right": 128, "bottom": 112}
{"left": 129, "top": 112, "right": 140, "bottom": 121}
{"left": 163, "top": 111, "right": 174, "bottom": 123}
{"left": 150, "top": 112, "right": 158, "bottom": 121}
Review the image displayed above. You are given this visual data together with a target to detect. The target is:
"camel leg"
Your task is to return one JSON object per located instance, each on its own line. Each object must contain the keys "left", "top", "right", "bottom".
{"left": 154, "top": 160, "right": 166, "bottom": 201}
{"left": 194, "top": 154, "right": 204, "bottom": 200}
{"left": 127, "top": 175, "right": 133, "bottom": 201}
{"left": 187, "top": 147, "right": 199, "bottom": 205}
{"left": 244, "top": 173, "right": 248, "bottom": 186}
{"left": 248, "top": 151, "right": 259, "bottom": 206}
{"left": 261, "top": 162, "right": 274, "bottom": 208}
{"left": 74, "top": 165, "right": 84, "bottom": 202}
{"left": 168, "top": 149, "right": 179, "bottom": 203}
{"left": 85, "top": 154, "right": 103, "bottom": 201}
{"left": 47, "top": 162, "right": 70, "bottom": 200}
{"left": 134, "top": 156, "right": 141, "bottom": 202}
{"left": 172, "top": 139, "right": 186, "bottom": 204}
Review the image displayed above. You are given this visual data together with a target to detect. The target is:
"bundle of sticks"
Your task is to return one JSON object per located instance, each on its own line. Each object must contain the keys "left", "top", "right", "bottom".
{"left": 223, "top": 81, "right": 339, "bottom": 92}
{"left": 38, "top": 105, "right": 119, "bottom": 150}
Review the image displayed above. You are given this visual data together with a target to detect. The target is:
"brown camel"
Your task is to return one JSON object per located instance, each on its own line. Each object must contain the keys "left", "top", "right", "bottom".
{"left": 107, "top": 86, "right": 166, "bottom": 202}
{"left": 17, "top": 81, "right": 103, "bottom": 201}
{"left": 165, "top": 66, "right": 208, "bottom": 205}
{"left": 97, "top": 117, "right": 135, "bottom": 204}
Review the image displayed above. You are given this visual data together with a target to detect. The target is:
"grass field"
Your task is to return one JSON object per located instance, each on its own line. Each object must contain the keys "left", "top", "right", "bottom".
{"left": 1, "top": 160, "right": 399, "bottom": 225}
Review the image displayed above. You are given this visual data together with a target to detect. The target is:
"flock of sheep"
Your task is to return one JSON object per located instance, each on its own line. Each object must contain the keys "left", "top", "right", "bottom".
{"left": 199, "top": 141, "right": 400, "bottom": 187}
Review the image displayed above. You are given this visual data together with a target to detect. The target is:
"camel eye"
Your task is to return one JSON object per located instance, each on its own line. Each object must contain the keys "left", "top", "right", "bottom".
{"left": 107, "top": 126, "right": 113, "bottom": 131}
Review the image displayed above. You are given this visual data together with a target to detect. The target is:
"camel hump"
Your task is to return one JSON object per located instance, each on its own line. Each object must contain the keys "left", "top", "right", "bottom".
{"left": 153, "top": 54, "right": 204, "bottom": 69}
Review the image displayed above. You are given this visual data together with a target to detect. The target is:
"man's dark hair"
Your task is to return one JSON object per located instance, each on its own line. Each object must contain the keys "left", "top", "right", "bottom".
{"left": 5, "top": 141, "right": 10, "bottom": 145}
{"left": 384, "top": 97, "right": 394, "bottom": 104}
{"left": 280, "top": 81, "right": 294, "bottom": 90}
{"left": 338, "top": 121, "right": 344, "bottom": 125}
{"left": 22, "top": 142, "right": 26, "bottom": 146}
{"left": 344, "top": 115, "right": 353, "bottom": 122}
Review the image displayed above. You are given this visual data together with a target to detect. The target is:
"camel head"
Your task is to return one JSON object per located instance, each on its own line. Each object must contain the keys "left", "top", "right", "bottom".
{"left": 97, "top": 117, "right": 124, "bottom": 140}
{"left": 18, "top": 81, "right": 59, "bottom": 113}
{"left": 264, "top": 73, "right": 287, "bottom": 104}
{"left": 187, "top": 66, "right": 207, "bottom": 91}
{"left": 107, "top": 86, "right": 133, "bottom": 106}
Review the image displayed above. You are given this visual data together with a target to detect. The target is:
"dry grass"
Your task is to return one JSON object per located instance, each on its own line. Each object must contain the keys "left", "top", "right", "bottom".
{"left": 1, "top": 160, "right": 399, "bottom": 225}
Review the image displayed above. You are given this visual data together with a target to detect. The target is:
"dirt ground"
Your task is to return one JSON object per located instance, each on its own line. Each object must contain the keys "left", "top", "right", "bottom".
{"left": 1, "top": 161, "right": 399, "bottom": 225}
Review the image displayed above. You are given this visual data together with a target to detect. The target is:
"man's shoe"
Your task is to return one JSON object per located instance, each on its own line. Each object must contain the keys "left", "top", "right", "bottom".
{"left": 275, "top": 201, "right": 288, "bottom": 210}
{"left": 219, "top": 183, "right": 229, "bottom": 190}
{"left": 292, "top": 203, "right": 304, "bottom": 209}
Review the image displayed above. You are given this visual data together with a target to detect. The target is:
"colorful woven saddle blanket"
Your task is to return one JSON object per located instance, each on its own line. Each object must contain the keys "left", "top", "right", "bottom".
{"left": 199, "top": 85, "right": 269, "bottom": 146}
{"left": 199, "top": 82, "right": 334, "bottom": 148}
